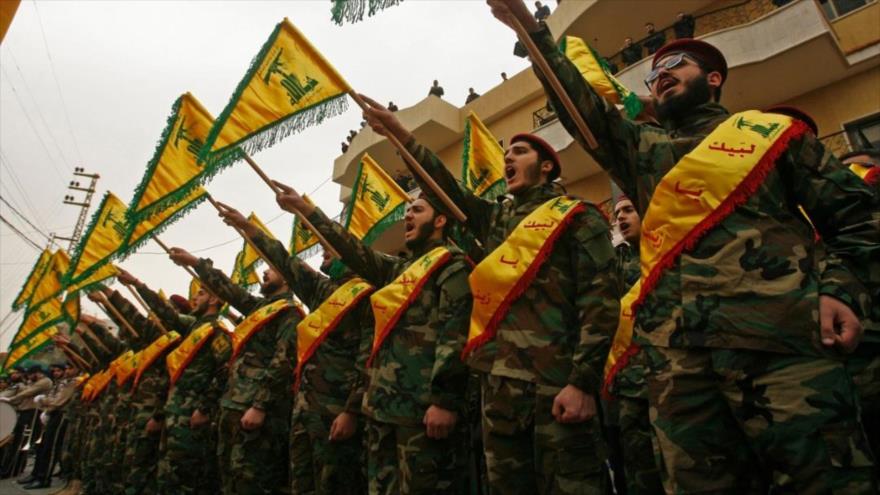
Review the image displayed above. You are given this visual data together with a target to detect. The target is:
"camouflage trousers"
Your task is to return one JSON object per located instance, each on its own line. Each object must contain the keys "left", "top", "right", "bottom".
{"left": 217, "top": 406, "right": 289, "bottom": 495}
{"left": 81, "top": 414, "right": 110, "bottom": 494}
{"left": 366, "top": 419, "right": 466, "bottom": 495}
{"left": 848, "top": 352, "right": 880, "bottom": 479}
{"left": 123, "top": 410, "right": 162, "bottom": 495}
{"left": 480, "top": 374, "right": 607, "bottom": 495}
{"left": 290, "top": 408, "right": 365, "bottom": 495}
{"left": 156, "top": 410, "right": 220, "bottom": 495}
{"left": 618, "top": 395, "right": 664, "bottom": 495}
{"left": 647, "top": 347, "right": 876, "bottom": 494}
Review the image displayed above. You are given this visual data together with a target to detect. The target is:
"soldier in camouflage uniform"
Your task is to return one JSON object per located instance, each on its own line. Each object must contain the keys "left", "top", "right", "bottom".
{"left": 611, "top": 196, "right": 664, "bottom": 494}
{"left": 359, "top": 94, "right": 619, "bottom": 495}
{"left": 274, "top": 183, "right": 473, "bottom": 495}
{"left": 115, "top": 269, "right": 232, "bottom": 495}
{"left": 217, "top": 204, "right": 370, "bottom": 495}
{"left": 167, "top": 246, "right": 302, "bottom": 495}
{"left": 489, "top": 1, "right": 878, "bottom": 492}
{"left": 98, "top": 286, "right": 169, "bottom": 495}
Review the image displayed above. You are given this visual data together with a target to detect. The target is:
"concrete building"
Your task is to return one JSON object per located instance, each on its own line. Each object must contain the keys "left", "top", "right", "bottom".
{"left": 332, "top": 0, "right": 880, "bottom": 253}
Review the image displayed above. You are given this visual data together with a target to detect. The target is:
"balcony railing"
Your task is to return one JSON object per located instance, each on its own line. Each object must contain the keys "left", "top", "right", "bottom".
{"left": 605, "top": 0, "right": 782, "bottom": 73}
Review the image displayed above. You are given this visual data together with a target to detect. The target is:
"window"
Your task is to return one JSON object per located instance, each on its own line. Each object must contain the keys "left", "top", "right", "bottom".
{"left": 844, "top": 113, "right": 880, "bottom": 150}
{"left": 819, "top": 0, "right": 873, "bottom": 20}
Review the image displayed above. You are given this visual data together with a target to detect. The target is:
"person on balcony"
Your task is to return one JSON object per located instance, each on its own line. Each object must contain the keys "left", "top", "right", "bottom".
{"left": 533, "top": 1, "right": 550, "bottom": 21}
{"left": 673, "top": 12, "right": 695, "bottom": 39}
{"left": 621, "top": 37, "right": 642, "bottom": 66}
{"left": 428, "top": 79, "right": 445, "bottom": 98}
{"left": 642, "top": 22, "right": 665, "bottom": 55}
{"left": 488, "top": 1, "right": 879, "bottom": 493}
{"left": 466, "top": 87, "right": 481, "bottom": 103}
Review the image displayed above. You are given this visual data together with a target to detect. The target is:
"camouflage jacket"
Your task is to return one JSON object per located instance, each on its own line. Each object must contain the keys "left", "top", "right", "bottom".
{"left": 138, "top": 285, "right": 231, "bottom": 418}
{"left": 308, "top": 208, "right": 472, "bottom": 427}
{"left": 109, "top": 291, "right": 168, "bottom": 419}
{"left": 409, "top": 140, "right": 620, "bottom": 395}
{"left": 194, "top": 258, "right": 300, "bottom": 413}
{"left": 251, "top": 231, "right": 372, "bottom": 418}
{"left": 531, "top": 24, "right": 879, "bottom": 356}
{"left": 82, "top": 320, "right": 126, "bottom": 367}
{"left": 613, "top": 242, "right": 648, "bottom": 398}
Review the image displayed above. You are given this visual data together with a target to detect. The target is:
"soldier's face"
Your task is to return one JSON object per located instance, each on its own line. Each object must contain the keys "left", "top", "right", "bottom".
{"left": 649, "top": 54, "right": 703, "bottom": 105}
{"left": 615, "top": 199, "right": 641, "bottom": 244}
{"left": 504, "top": 141, "right": 551, "bottom": 194}
{"left": 191, "top": 288, "right": 218, "bottom": 315}
{"left": 320, "top": 251, "right": 336, "bottom": 273}
{"left": 51, "top": 368, "right": 64, "bottom": 379}
{"left": 260, "top": 268, "right": 286, "bottom": 295}
{"left": 403, "top": 198, "right": 444, "bottom": 248}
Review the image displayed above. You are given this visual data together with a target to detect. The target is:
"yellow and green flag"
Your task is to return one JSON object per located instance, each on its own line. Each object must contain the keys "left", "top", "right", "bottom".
{"left": 187, "top": 279, "right": 200, "bottom": 302}
{"left": 200, "top": 18, "right": 351, "bottom": 171}
{"left": 560, "top": 36, "right": 642, "bottom": 118}
{"left": 25, "top": 249, "right": 69, "bottom": 311}
{"left": 331, "top": 0, "right": 402, "bottom": 25}
{"left": 231, "top": 213, "right": 276, "bottom": 288}
{"left": 64, "top": 192, "right": 129, "bottom": 288}
{"left": 123, "top": 186, "right": 208, "bottom": 253}
{"left": 65, "top": 263, "right": 119, "bottom": 296}
{"left": 126, "top": 93, "right": 215, "bottom": 224}
{"left": 2, "top": 325, "right": 59, "bottom": 373}
{"left": 289, "top": 195, "right": 320, "bottom": 257}
{"left": 461, "top": 111, "right": 506, "bottom": 200}
{"left": 11, "top": 249, "right": 52, "bottom": 311}
{"left": 9, "top": 297, "right": 64, "bottom": 349}
{"left": 344, "top": 153, "right": 408, "bottom": 245}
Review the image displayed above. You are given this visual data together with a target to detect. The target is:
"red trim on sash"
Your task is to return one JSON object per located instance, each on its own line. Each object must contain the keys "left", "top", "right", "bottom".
{"left": 169, "top": 328, "right": 216, "bottom": 387}
{"left": 293, "top": 287, "right": 374, "bottom": 392}
{"left": 461, "top": 203, "right": 587, "bottom": 359}
{"left": 230, "top": 307, "right": 293, "bottom": 363}
{"left": 367, "top": 251, "right": 452, "bottom": 368}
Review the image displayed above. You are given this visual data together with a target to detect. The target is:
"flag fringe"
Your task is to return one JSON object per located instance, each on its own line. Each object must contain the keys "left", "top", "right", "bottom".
{"left": 360, "top": 202, "right": 405, "bottom": 247}
{"left": 11, "top": 251, "right": 52, "bottom": 312}
{"left": 120, "top": 194, "right": 208, "bottom": 258}
{"left": 332, "top": 0, "right": 402, "bottom": 25}
{"left": 295, "top": 242, "right": 323, "bottom": 260}
{"left": 64, "top": 193, "right": 112, "bottom": 287}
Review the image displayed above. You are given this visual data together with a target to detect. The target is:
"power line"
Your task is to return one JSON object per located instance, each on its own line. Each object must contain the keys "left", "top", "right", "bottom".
{"left": 0, "top": 152, "right": 50, "bottom": 232}
{"left": 0, "top": 195, "right": 49, "bottom": 241}
{"left": 31, "top": 0, "right": 83, "bottom": 165}
{"left": 0, "top": 214, "right": 44, "bottom": 250}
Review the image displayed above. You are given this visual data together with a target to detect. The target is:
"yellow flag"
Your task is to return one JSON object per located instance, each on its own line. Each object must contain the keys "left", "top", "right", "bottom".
{"left": 127, "top": 93, "right": 214, "bottom": 224}
{"left": 26, "top": 250, "right": 69, "bottom": 310}
{"left": 65, "top": 192, "right": 129, "bottom": 287}
{"left": 200, "top": 18, "right": 351, "bottom": 170}
{"left": 11, "top": 249, "right": 52, "bottom": 311}
{"left": 289, "top": 196, "right": 319, "bottom": 256}
{"left": 63, "top": 293, "right": 81, "bottom": 328}
{"left": 10, "top": 297, "right": 64, "bottom": 349}
{"left": 462, "top": 111, "right": 506, "bottom": 200}
{"left": 127, "top": 94, "right": 217, "bottom": 223}
{"left": 2, "top": 325, "right": 59, "bottom": 372}
{"left": 560, "top": 36, "right": 642, "bottom": 118}
{"left": 187, "top": 279, "right": 200, "bottom": 301}
{"left": 65, "top": 263, "right": 119, "bottom": 296}
{"left": 159, "top": 288, "right": 168, "bottom": 301}
{"left": 231, "top": 213, "right": 276, "bottom": 288}
{"left": 344, "top": 154, "right": 408, "bottom": 245}
{"left": 123, "top": 186, "right": 208, "bottom": 253}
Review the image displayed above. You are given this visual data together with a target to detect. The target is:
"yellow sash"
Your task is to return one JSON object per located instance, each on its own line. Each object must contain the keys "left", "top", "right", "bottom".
{"left": 114, "top": 350, "right": 138, "bottom": 387}
{"left": 602, "top": 110, "right": 807, "bottom": 395}
{"left": 368, "top": 246, "right": 451, "bottom": 367}
{"left": 294, "top": 278, "right": 374, "bottom": 390}
{"left": 81, "top": 371, "right": 101, "bottom": 401}
{"left": 464, "top": 196, "right": 585, "bottom": 358}
{"left": 166, "top": 321, "right": 227, "bottom": 387}
{"left": 88, "top": 368, "right": 115, "bottom": 402}
{"left": 133, "top": 331, "right": 181, "bottom": 389}
{"left": 230, "top": 299, "right": 293, "bottom": 361}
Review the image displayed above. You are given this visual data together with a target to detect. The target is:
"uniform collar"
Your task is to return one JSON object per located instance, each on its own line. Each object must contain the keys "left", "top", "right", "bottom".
{"left": 511, "top": 183, "right": 559, "bottom": 208}
{"left": 661, "top": 101, "right": 729, "bottom": 136}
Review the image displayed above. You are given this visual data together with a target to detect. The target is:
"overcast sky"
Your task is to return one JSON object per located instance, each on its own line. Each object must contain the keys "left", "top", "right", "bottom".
{"left": 0, "top": 0, "right": 533, "bottom": 350}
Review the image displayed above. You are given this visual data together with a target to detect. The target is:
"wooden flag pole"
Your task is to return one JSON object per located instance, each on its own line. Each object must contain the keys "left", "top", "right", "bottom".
{"left": 122, "top": 283, "right": 169, "bottom": 335}
{"left": 69, "top": 337, "right": 100, "bottom": 367}
{"left": 151, "top": 237, "right": 202, "bottom": 281}
{"left": 238, "top": 154, "right": 341, "bottom": 259}
{"left": 347, "top": 91, "right": 469, "bottom": 222}
{"left": 94, "top": 292, "right": 140, "bottom": 340}
{"left": 78, "top": 324, "right": 112, "bottom": 356}
{"left": 508, "top": 17, "right": 598, "bottom": 150}
{"left": 205, "top": 194, "right": 290, "bottom": 279}
{"left": 59, "top": 344, "right": 91, "bottom": 370}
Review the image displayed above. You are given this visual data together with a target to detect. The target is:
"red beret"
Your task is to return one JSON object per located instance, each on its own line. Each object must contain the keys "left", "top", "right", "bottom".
{"left": 652, "top": 38, "right": 728, "bottom": 84}
{"left": 510, "top": 133, "right": 562, "bottom": 181}
{"left": 764, "top": 105, "right": 818, "bottom": 135}
{"left": 170, "top": 294, "right": 192, "bottom": 314}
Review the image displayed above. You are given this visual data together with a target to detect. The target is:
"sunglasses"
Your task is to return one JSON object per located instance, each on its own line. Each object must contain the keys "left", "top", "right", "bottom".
{"left": 644, "top": 53, "right": 694, "bottom": 90}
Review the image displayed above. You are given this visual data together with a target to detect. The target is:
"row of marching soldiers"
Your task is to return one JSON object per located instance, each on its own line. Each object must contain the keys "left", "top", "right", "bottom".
{"left": 33, "top": 4, "right": 880, "bottom": 495}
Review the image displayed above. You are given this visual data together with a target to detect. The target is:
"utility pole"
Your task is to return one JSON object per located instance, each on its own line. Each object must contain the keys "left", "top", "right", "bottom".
{"left": 54, "top": 167, "right": 100, "bottom": 252}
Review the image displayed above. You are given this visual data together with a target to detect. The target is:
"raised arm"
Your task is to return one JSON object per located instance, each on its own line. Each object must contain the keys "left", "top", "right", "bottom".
{"left": 168, "top": 247, "right": 262, "bottom": 315}
{"left": 487, "top": 0, "right": 644, "bottom": 204}
{"left": 116, "top": 269, "right": 191, "bottom": 332}
{"left": 359, "top": 95, "right": 496, "bottom": 241}
{"left": 106, "top": 288, "right": 163, "bottom": 343}
{"left": 273, "top": 181, "right": 399, "bottom": 287}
